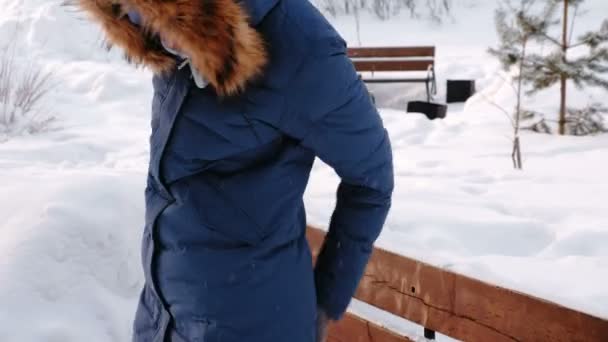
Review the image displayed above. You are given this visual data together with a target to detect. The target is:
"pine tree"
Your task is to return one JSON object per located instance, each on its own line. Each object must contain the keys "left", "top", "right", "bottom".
{"left": 490, "top": 0, "right": 608, "bottom": 135}
{"left": 488, "top": 0, "right": 557, "bottom": 169}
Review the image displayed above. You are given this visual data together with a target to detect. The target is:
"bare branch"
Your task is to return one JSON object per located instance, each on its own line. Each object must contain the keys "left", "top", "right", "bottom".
{"left": 478, "top": 92, "right": 516, "bottom": 128}
{"left": 493, "top": 71, "right": 520, "bottom": 96}
{"left": 538, "top": 31, "right": 563, "bottom": 47}
{"left": 0, "top": 33, "right": 55, "bottom": 139}
{"left": 568, "top": 4, "right": 579, "bottom": 47}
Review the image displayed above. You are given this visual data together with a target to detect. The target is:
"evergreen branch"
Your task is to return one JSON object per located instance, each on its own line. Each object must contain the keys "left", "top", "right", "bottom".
{"left": 538, "top": 31, "right": 563, "bottom": 47}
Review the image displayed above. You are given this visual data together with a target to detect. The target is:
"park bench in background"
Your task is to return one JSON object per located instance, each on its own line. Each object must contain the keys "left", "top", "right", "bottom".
{"left": 348, "top": 46, "right": 447, "bottom": 120}
{"left": 348, "top": 46, "right": 437, "bottom": 103}
{"left": 306, "top": 226, "right": 608, "bottom": 342}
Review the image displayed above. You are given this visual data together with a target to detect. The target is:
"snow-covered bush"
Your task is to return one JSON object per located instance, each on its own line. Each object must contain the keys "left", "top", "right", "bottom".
{"left": 522, "top": 104, "right": 608, "bottom": 135}
{"left": 565, "top": 103, "right": 608, "bottom": 135}
{"left": 0, "top": 43, "right": 54, "bottom": 141}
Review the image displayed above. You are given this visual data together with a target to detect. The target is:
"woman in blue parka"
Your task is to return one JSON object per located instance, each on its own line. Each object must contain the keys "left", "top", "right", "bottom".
{"left": 76, "top": 0, "right": 393, "bottom": 341}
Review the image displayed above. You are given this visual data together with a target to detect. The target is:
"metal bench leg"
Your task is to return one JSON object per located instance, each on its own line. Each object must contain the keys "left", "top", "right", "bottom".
{"left": 431, "top": 66, "right": 438, "bottom": 99}
{"left": 426, "top": 65, "right": 438, "bottom": 102}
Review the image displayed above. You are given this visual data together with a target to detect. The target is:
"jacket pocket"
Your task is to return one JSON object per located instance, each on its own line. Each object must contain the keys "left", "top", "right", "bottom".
{"left": 215, "top": 172, "right": 296, "bottom": 241}
{"left": 169, "top": 137, "right": 289, "bottom": 246}
{"left": 170, "top": 319, "right": 210, "bottom": 342}
{"left": 170, "top": 318, "right": 230, "bottom": 342}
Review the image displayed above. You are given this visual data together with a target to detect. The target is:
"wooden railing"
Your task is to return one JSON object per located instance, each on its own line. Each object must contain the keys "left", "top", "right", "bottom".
{"left": 306, "top": 226, "right": 608, "bottom": 342}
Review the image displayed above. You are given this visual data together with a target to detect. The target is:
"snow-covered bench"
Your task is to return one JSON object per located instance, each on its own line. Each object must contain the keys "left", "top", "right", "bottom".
{"left": 306, "top": 226, "right": 608, "bottom": 341}
{"left": 348, "top": 46, "right": 437, "bottom": 102}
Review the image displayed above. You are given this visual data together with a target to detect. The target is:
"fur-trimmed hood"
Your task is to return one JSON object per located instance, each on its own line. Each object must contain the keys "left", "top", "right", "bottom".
{"left": 74, "top": 0, "right": 277, "bottom": 96}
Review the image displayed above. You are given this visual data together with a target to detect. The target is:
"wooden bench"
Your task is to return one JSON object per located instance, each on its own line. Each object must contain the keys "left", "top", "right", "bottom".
{"left": 306, "top": 226, "right": 608, "bottom": 341}
{"left": 348, "top": 46, "right": 437, "bottom": 102}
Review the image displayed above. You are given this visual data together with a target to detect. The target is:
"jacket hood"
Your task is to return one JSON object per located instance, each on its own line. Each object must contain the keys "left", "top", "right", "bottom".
{"left": 73, "top": 0, "right": 278, "bottom": 96}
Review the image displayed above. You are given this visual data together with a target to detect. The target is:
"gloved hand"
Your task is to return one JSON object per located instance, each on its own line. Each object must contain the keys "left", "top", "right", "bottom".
{"left": 316, "top": 307, "right": 331, "bottom": 342}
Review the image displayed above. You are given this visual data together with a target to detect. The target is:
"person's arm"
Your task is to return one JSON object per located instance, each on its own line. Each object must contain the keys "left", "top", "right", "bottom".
{"left": 285, "top": 37, "right": 394, "bottom": 321}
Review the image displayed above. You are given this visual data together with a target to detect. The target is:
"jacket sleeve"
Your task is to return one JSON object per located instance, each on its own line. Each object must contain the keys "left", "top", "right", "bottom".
{"left": 284, "top": 38, "right": 394, "bottom": 320}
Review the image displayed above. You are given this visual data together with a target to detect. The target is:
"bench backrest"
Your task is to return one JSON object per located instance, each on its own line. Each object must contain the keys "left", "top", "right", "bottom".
{"left": 348, "top": 46, "right": 435, "bottom": 72}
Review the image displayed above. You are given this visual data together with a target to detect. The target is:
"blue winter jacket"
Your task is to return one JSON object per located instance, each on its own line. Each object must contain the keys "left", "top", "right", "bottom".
{"left": 130, "top": 0, "right": 394, "bottom": 341}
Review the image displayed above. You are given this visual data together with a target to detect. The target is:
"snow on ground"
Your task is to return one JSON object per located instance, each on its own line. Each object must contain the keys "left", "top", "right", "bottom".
{"left": 1, "top": 2, "right": 153, "bottom": 340}
{"left": 0, "top": 0, "right": 607, "bottom": 341}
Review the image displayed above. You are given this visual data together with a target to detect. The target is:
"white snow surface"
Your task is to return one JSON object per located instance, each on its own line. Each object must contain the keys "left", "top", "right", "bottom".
{"left": 0, "top": 0, "right": 607, "bottom": 341}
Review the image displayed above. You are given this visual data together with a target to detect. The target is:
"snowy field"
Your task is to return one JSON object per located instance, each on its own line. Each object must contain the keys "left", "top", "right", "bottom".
{"left": 1, "top": 0, "right": 607, "bottom": 341}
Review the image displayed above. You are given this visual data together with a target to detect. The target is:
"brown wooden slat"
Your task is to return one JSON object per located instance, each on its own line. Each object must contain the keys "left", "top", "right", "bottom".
{"left": 328, "top": 312, "right": 414, "bottom": 342}
{"left": 348, "top": 46, "right": 435, "bottom": 58}
{"left": 307, "top": 227, "right": 608, "bottom": 342}
{"left": 352, "top": 60, "right": 434, "bottom": 72}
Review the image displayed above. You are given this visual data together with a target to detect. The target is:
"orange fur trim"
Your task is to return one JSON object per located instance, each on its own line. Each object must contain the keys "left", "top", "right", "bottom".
{"left": 74, "top": 0, "right": 175, "bottom": 74}
{"left": 73, "top": 0, "right": 267, "bottom": 96}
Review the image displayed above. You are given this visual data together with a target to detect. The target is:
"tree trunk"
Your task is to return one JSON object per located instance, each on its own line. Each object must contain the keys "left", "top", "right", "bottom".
{"left": 559, "top": 0, "right": 569, "bottom": 135}
{"left": 354, "top": 6, "right": 362, "bottom": 46}
{"left": 512, "top": 136, "right": 522, "bottom": 170}
{"left": 513, "top": 40, "right": 527, "bottom": 170}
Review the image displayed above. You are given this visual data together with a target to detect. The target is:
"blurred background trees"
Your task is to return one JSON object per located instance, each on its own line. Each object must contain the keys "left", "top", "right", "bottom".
{"left": 314, "top": 0, "right": 452, "bottom": 22}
